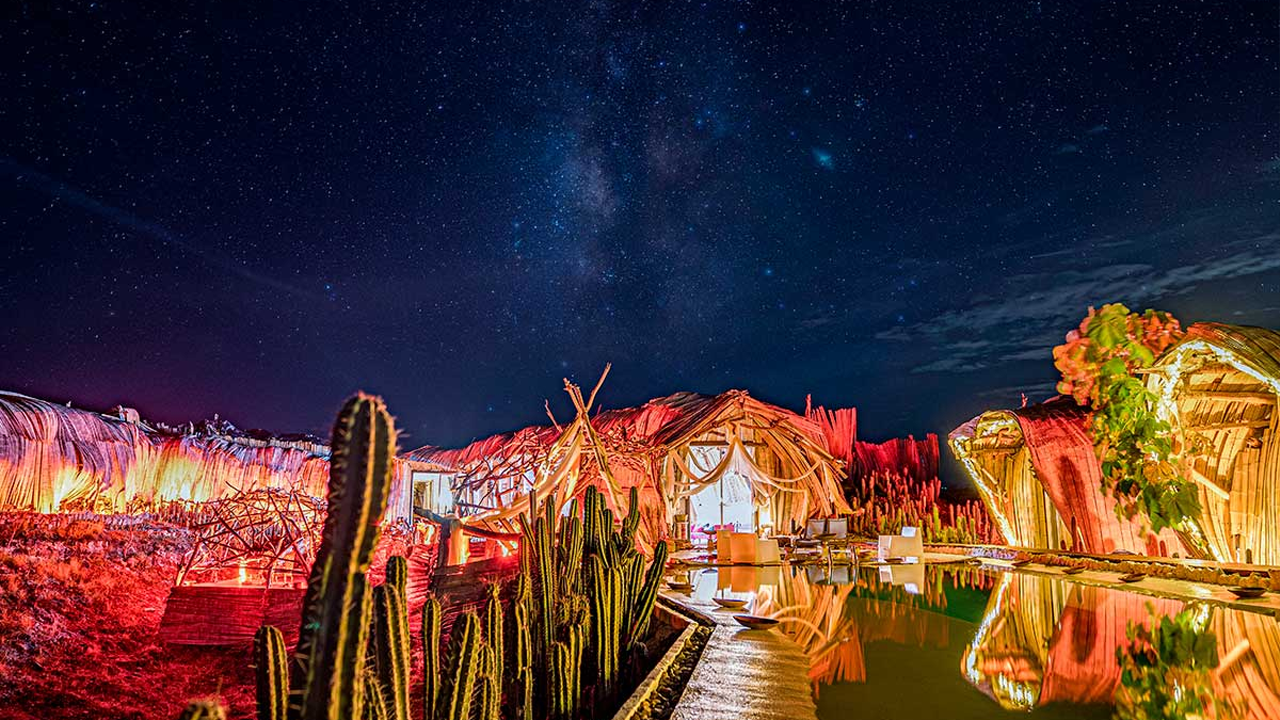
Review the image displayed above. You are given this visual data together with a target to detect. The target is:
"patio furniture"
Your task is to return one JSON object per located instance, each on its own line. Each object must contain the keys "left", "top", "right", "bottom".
{"left": 877, "top": 526, "right": 924, "bottom": 563}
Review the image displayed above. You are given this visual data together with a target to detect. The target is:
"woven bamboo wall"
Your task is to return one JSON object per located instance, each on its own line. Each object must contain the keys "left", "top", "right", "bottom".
{"left": 1148, "top": 323, "right": 1280, "bottom": 564}
{"left": 951, "top": 398, "right": 1185, "bottom": 556}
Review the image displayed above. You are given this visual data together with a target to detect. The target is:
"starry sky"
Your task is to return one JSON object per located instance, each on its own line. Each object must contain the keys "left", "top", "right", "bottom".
{"left": 3, "top": 2, "right": 1278, "bottom": 467}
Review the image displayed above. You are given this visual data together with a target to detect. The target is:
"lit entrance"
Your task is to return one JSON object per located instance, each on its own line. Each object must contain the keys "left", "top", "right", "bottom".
{"left": 685, "top": 446, "right": 756, "bottom": 539}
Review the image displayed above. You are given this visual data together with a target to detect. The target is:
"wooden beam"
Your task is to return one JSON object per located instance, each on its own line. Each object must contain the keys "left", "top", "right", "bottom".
{"left": 1182, "top": 390, "right": 1276, "bottom": 404}
{"left": 1188, "top": 467, "right": 1231, "bottom": 501}
{"left": 1186, "top": 420, "right": 1272, "bottom": 431}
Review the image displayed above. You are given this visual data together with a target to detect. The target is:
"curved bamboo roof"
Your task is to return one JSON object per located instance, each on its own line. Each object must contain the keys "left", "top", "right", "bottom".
{"left": 1146, "top": 322, "right": 1280, "bottom": 563}
{"left": 949, "top": 396, "right": 1185, "bottom": 555}
{"left": 404, "top": 389, "right": 851, "bottom": 540}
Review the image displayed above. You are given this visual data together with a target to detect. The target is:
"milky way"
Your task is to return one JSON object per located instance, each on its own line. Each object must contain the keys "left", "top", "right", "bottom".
{"left": 2, "top": 2, "right": 1278, "bottom": 463}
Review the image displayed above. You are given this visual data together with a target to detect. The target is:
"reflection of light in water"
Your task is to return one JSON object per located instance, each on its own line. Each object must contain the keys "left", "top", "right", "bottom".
{"left": 963, "top": 574, "right": 1013, "bottom": 688}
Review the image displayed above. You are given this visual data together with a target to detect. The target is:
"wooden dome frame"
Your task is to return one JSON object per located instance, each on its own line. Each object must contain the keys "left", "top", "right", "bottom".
{"left": 1146, "top": 323, "right": 1280, "bottom": 564}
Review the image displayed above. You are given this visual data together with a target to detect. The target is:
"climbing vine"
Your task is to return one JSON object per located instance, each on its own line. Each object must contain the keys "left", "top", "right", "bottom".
{"left": 1052, "top": 303, "right": 1198, "bottom": 534}
{"left": 1114, "top": 604, "right": 1239, "bottom": 720}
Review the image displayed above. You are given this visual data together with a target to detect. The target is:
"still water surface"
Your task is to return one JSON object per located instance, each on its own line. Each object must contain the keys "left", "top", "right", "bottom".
{"left": 682, "top": 563, "right": 1280, "bottom": 719}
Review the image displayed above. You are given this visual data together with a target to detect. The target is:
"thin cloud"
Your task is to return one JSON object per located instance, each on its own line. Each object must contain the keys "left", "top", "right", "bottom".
{"left": 903, "top": 232, "right": 1280, "bottom": 375}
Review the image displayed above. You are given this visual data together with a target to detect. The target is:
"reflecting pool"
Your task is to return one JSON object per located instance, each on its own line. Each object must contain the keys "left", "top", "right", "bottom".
{"left": 680, "top": 563, "right": 1280, "bottom": 719}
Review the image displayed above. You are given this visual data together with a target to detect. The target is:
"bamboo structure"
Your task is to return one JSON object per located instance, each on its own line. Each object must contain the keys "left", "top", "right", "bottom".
{"left": 0, "top": 390, "right": 416, "bottom": 521}
{"left": 951, "top": 322, "right": 1280, "bottom": 563}
{"left": 405, "top": 377, "right": 852, "bottom": 550}
{"left": 1146, "top": 323, "right": 1280, "bottom": 564}
{"left": 949, "top": 397, "right": 1186, "bottom": 555}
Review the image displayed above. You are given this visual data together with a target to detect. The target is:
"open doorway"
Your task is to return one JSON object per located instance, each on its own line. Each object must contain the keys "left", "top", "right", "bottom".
{"left": 686, "top": 445, "right": 756, "bottom": 544}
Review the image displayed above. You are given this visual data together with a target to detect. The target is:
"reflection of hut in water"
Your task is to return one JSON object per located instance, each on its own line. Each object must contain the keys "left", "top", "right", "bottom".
{"left": 949, "top": 397, "right": 1185, "bottom": 556}
{"left": 749, "top": 566, "right": 989, "bottom": 693}
{"left": 963, "top": 571, "right": 1280, "bottom": 716}
{"left": 962, "top": 573, "right": 1182, "bottom": 710}
{"left": 1145, "top": 323, "right": 1280, "bottom": 564}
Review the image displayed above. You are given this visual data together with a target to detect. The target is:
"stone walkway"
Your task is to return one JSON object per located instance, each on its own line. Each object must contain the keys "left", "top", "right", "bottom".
{"left": 663, "top": 590, "right": 818, "bottom": 720}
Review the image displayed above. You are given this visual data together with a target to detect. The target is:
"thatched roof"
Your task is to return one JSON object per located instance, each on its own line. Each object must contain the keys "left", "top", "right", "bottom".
{"left": 405, "top": 389, "right": 851, "bottom": 544}
{"left": 0, "top": 390, "right": 413, "bottom": 521}
{"left": 406, "top": 390, "right": 837, "bottom": 472}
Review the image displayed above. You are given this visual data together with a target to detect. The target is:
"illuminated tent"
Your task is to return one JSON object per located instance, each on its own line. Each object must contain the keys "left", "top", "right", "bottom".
{"left": 403, "top": 376, "right": 852, "bottom": 549}
{"left": 1145, "top": 323, "right": 1280, "bottom": 564}
{"left": 949, "top": 396, "right": 1185, "bottom": 555}
{"left": 0, "top": 390, "right": 415, "bottom": 522}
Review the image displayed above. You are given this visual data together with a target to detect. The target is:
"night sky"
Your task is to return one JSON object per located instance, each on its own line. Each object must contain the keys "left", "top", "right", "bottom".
{"left": 3, "top": 2, "right": 1278, "bottom": 463}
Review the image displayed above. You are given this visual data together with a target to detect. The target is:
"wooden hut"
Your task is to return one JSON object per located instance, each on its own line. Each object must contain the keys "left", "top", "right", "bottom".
{"left": 949, "top": 397, "right": 1185, "bottom": 555}
{"left": 1145, "top": 322, "right": 1280, "bottom": 564}
{"left": 403, "top": 387, "right": 852, "bottom": 550}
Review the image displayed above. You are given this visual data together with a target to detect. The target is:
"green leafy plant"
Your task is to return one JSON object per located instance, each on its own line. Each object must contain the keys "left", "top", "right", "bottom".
{"left": 1053, "top": 303, "right": 1197, "bottom": 533}
{"left": 1114, "top": 604, "right": 1239, "bottom": 720}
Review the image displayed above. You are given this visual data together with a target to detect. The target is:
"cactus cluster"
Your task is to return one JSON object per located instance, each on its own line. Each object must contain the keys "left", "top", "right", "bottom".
{"left": 516, "top": 485, "right": 669, "bottom": 715}
{"left": 181, "top": 395, "right": 669, "bottom": 720}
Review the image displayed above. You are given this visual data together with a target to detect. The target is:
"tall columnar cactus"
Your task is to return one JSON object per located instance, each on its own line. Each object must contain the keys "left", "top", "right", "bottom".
{"left": 485, "top": 581, "right": 505, "bottom": 687}
{"left": 549, "top": 641, "right": 574, "bottom": 720}
{"left": 625, "top": 540, "right": 668, "bottom": 648}
{"left": 533, "top": 506, "right": 556, "bottom": 661}
{"left": 421, "top": 596, "right": 442, "bottom": 720}
{"left": 384, "top": 555, "right": 408, "bottom": 603}
{"left": 476, "top": 645, "right": 501, "bottom": 720}
{"left": 362, "top": 675, "right": 390, "bottom": 720}
{"left": 177, "top": 701, "right": 226, "bottom": 720}
{"left": 618, "top": 486, "right": 640, "bottom": 554}
{"left": 252, "top": 625, "right": 288, "bottom": 720}
{"left": 587, "top": 554, "right": 621, "bottom": 698}
{"left": 514, "top": 602, "right": 534, "bottom": 720}
{"left": 370, "top": 583, "right": 410, "bottom": 720}
{"left": 293, "top": 394, "right": 396, "bottom": 720}
{"left": 437, "top": 611, "right": 482, "bottom": 720}
{"left": 557, "top": 514, "right": 583, "bottom": 594}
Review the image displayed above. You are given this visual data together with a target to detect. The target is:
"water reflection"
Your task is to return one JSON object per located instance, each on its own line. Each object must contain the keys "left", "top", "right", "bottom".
{"left": 967, "top": 571, "right": 1280, "bottom": 718}
{"left": 683, "top": 563, "right": 1280, "bottom": 718}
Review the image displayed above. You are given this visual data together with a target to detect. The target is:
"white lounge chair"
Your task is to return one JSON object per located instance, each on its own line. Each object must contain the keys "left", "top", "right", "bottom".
{"left": 877, "top": 526, "right": 924, "bottom": 563}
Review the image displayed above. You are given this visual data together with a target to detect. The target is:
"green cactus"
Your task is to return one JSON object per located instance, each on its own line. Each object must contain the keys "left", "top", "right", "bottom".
{"left": 362, "top": 674, "right": 390, "bottom": 720}
{"left": 421, "top": 596, "right": 443, "bottom": 720}
{"left": 437, "top": 611, "right": 482, "bottom": 720}
{"left": 384, "top": 555, "right": 408, "bottom": 603}
{"left": 292, "top": 394, "right": 395, "bottom": 720}
{"left": 485, "top": 581, "right": 505, "bottom": 689}
{"left": 477, "top": 644, "right": 501, "bottom": 720}
{"left": 625, "top": 541, "right": 668, "bottom": 648}
{"left": 514, "top": 602, "right": 534, "bottom": 720}
{"left": 549, "top": 641, "right": 574, "bottom": 720}
{"left": 587, "top": 554, "right": 620, "bottom": 698}
{"left": 618, "top": 486, "right": 640, "bottom": 553}
{"left": 534, "top": 507, "right": 555, "bottom": 662}
{"left": 177, "top": 700, "right": 226, "bottom": 720}
{"left": 252, "top": 625, "right": 288, "bottom": 720}
{"left": 558, "top": 514, "right": 583, "bottom": 594}
{"left": 369, "top": 583, "right": 410, "bottom": 720}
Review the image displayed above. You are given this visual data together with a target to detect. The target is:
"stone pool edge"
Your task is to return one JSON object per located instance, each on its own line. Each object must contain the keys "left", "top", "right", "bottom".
{"left": 611, "top": 597, "right": 715, "bottom": 720}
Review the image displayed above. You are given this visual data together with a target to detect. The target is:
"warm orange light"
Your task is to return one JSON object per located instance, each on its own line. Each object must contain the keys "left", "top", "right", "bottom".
{"left": 238, "top": 560, "right": 247, "bottom": 584}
